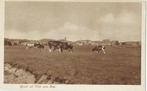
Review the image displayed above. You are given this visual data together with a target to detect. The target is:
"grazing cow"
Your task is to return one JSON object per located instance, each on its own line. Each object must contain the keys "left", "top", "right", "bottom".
{"left": 48, "top": 40, "right": 73, "bottom": 53}
{"left": 34, "top": 43, "right": 44, "bottom": 49}
{"left": 4, "top": 40, "right": 12, "bottom": 46}
{"left": 92, "top": 45, "right": 106, "bottom": 54}
{"left": 26, "top": 43, "right": 35, "bottom": 49}
{"left": 48, "top": 40, "right": 62, "bottom": 52}
{"left": 60, "top": 42, "right": 73, "bottom": 53}
{"left": 26, "top": 43, "right": 44, "bottom": 50}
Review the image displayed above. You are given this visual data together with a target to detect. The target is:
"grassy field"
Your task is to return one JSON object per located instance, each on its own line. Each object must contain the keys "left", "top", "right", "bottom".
{"left": 4, "top": 45, "right": 141, "bottom": 84}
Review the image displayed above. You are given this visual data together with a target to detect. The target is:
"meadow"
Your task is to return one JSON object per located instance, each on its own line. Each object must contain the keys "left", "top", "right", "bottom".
{"left": 4, "top": 45, "right": 141, "bottom": 84}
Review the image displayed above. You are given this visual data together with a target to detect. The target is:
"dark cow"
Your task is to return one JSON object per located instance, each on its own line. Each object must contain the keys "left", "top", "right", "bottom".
{"left": 34, "top": 43, "right": 44, "bottom": 49}
{"left": 48, "top": 40, "right": 73, "bottom": 53}
{"left": 60, "top": 42, "right": 73, "bottom": 53}
{"left": 4, "top": 40, "right": 12, "bottom": 46}
{"left": 48, "top": 40, "right": 62, "bottom": 52}
{"left": 92, "top": 45, "right": 106, "bottom": 54}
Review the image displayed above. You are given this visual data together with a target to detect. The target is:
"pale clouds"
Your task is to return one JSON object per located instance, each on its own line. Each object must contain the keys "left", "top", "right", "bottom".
{"left": 5, "top": 22, "right": 99, "bottom": 41}
{"left": 5, "top": 30, "right": 43, "bottom": 40}
{"left": 98, "top": 10, "right": 141, "bottom": 41}
{"left": 5, "top": 2, "right": 141, "bottom": 41}
{"left": 100, "top": 13, "right": 115, "bottom": 24}
{"left": 44, "top": 22, "right": 99, "bottom": 41}
{"left": 100, "top": 11, "right": 138, "bottom": 25}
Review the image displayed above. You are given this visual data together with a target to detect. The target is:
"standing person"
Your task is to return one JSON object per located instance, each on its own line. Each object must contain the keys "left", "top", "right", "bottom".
{"left": 101, "top": 45, "right": 106, "bottom": 54}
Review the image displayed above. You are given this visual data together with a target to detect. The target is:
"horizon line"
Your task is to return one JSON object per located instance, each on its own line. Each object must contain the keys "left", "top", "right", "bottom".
{"left": 4, "top": 37, "right": 141, "bottom": 42}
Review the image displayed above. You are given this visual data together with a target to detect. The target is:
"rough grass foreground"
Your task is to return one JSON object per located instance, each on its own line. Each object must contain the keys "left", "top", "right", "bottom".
{"left": 4, "top": 45, "right": 141, "bottom": 84}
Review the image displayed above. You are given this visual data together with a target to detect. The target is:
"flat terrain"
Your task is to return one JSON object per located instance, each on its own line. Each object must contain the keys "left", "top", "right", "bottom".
{"left": 4, "top": 45, "right": 141, "bottom": 84}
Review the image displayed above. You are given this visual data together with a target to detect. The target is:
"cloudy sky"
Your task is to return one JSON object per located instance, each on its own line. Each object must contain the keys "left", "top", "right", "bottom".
{"left": 5, "top": 2, "right": 141, "bottom": 41}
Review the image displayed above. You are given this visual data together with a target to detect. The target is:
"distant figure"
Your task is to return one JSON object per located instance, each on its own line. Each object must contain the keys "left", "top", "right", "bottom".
{"left": 92, "top": 45, "right": 106, "bottom": 54}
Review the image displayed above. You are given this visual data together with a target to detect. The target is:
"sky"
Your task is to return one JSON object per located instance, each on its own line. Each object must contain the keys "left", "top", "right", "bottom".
{"left": 5, "top": 2, "right": 142, "bottom": 41}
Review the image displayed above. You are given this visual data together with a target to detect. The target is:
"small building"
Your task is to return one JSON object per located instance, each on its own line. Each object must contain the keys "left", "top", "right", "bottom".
{"left": 102, "top": 39, "right": 111, "bottom": 45}
{"left": 111, "top": 40, "right": 120, "bottom": 46}
{"left": 120, "top": 41, "right": 141, "bottom": 47}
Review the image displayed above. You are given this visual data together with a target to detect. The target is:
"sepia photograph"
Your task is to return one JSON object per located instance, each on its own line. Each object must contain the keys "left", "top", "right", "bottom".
{"left": 4, "top": 1, "right": 143, "bottom": 85}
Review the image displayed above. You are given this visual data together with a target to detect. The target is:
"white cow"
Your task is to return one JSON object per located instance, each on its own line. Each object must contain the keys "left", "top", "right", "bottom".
{"left": 92, "top": 45, "right": 106, "bottom": 54}
{"left": 25, "top": 43, "right": 35, "bottom": 49}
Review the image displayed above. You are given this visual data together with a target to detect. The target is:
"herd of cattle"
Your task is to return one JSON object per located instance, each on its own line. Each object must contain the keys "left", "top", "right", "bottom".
{"left": 26, "top": 40, "right": 106, "bottom": 54}
{"left": 5, "top": 40, "right": 106, "bottom": 54}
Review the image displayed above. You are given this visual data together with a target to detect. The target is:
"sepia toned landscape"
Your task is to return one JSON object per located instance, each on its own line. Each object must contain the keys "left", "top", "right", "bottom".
{"left": 4, "top": 38, "right": 141, "bottom": 84}
{"left": 4, "top": 2, "right": 141, "bottom": 84}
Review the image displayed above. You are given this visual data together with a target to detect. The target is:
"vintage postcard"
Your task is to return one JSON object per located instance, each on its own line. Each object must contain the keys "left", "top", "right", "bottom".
{"left": 0, "top": 0, "right": 145, "bottom": 91}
